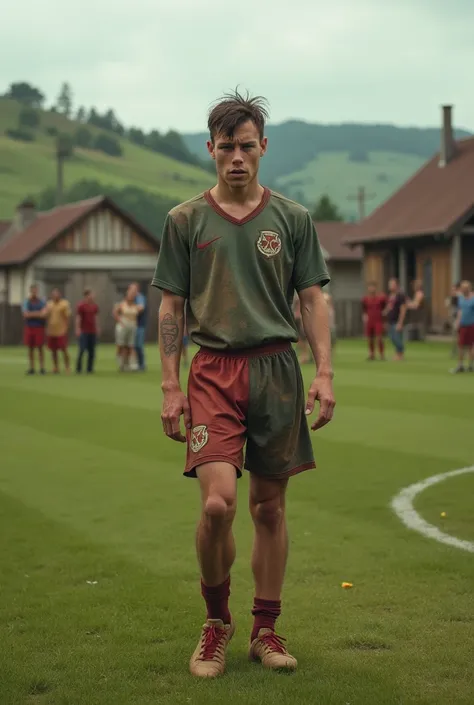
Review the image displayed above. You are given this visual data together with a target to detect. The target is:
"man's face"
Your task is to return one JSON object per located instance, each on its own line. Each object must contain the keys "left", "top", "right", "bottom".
{"left": 388, "top": 279, "right": 398, "bottom": 293}
{"left": 207, "top": 120, "right": 267, "bottom": 190}
{"left": 461, "top": 282, "right": 472, "bottom": 297}
{"left": 30, "top": 286, "right": 38, "bottom": 299}
{"left": 367, "top": 284, "right": 376, "bottom": 296}
{"left": 51, "top": 288, "right": 60, "bottom": 302}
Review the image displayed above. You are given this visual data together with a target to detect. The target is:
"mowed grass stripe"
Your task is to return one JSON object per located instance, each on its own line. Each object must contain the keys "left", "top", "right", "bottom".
{"left": 1, "top": 377, "right": 472, "bottom": 466}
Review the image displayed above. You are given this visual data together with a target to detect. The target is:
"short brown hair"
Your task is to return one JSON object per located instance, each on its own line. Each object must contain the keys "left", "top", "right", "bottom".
{"left": 84, "top": 288, "right": 91, "bottom": 296}
{"left": 208, "top": 88, "right": 269, "bottom": 142}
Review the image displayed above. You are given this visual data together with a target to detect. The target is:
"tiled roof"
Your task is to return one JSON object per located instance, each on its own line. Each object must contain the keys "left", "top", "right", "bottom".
{"left": 345, "top": 137, "right": 474, "bottom": 245}
{"left": 314, "top": 221, "right": 362, "bottom": 261}
{"left": 0, "top": 196, "right": 157, "bottom": 265}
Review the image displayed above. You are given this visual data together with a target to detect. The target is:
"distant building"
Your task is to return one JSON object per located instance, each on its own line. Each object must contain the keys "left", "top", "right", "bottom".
{"left": 315, "top": 221, "right": 364, "bottom": 337}
{"left": 0, "top": 196, "right": 160, "bottom": 344}
{"left": 345, "top": 105, "right": 474, "bottom": 331}
{"left": 315, "top": 221, "right": 363, "bottom": 302}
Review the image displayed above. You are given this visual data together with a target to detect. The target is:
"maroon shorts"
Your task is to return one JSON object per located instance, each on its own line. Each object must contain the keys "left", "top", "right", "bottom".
{"left": 24, "top": 327, "right": 45, "bottom": 348}
{"left": 365, "top": 321, "right": 384, "bottom": 337}
{"left": 458, "top": 325, "right": 474, "bottom": 347}
{"left": 47, "top": 335, "right": 68, "bottom": 351}
{"left": 185, "top": 341, "right": 315, "bottom": 480}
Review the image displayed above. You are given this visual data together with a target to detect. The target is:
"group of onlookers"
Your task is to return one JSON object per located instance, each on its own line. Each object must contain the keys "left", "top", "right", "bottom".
{"left": 21, "top": 282, "right": 148, "bottom": 375}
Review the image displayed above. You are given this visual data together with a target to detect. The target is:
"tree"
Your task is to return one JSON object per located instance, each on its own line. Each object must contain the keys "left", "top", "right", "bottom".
{"left": 74, "top": 126, "right": 93, "bottom": 148}
{"left": 128, "top": 127, "right": 146, "bottom": 146}
{"left": 76, "top": 106, "right": 86, "bottom": 122}
{"left": 5, "top": 82, "right": 45, "bottom": 108}
{"left": 56, "top": 82, "right": 73, "bottom": 117}
{"left": 93, "top": 133, "right": 123, "bottom": 157}
{"left": 56, "top": 132, "right": 75, "bottom": 159}
{"left": 312, "top": 195, "right": 343, "bottom": 222}
{"left": 18, "top": 108, "right": 40, "bottom": 129}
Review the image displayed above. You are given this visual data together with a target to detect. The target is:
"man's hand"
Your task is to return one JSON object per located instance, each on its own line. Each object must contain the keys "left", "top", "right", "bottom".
{"left": 161, "top": 387, "right": 192, "bottom": 443}
{"left": 396, "top": 322, "right": 403, "bottom": 332}
{"left": 75, "top": 328, "right": 81, "bottom": 338}
{"left": 305, "top": 374, "right": 335, "bottom": 431}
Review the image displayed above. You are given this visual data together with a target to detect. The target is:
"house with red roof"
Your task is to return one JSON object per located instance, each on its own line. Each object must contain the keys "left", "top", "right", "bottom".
{"left": 0, "top": 196, "right": 160, "bottom": 344}
{"left": 345, "top": 105, "right": 474, "bottom": 331}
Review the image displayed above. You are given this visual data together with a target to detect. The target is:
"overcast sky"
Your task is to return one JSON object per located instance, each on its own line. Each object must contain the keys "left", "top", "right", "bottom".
{"left": 1, "top": 0, "right": 473, "bottom": 134}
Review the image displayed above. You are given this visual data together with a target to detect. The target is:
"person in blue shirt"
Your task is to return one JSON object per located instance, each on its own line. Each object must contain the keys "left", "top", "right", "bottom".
{"left": 22, "top": 284, "right": 47, "bottom": 375}
{"left": 133, "top": 282, "right": 147, "bottom": 371}
{"left": 451, "top": 280, "right": 474, "bottom": 374}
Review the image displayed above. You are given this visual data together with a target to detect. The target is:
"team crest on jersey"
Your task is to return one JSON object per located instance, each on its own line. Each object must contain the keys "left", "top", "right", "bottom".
{"left": 257, "top": 231, "right": 282, "bottom": 258}
{"left": 190, "top": 425, "right": 209, "bottom": 453}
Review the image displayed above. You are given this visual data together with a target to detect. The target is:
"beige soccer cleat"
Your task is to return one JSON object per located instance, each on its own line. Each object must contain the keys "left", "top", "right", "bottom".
{"left": 249, "top": 628, "right": 298, "bottom": 671}
{"left": 189, "top": 618, "right": 235, "bottom": 678}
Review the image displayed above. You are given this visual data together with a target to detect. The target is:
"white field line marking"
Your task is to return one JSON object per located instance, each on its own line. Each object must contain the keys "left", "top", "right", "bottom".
{"left": 391, "top": 466, "right": 474, "bottom": 554}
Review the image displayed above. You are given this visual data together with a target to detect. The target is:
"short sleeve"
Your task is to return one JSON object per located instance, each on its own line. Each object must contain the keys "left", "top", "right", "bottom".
{"left": 151, "top": 214, "right": 190, "bottom": 298}
{"left": 76, "top": 302, "right": 83, "bottom": 314}
{"left": 293, "top": 212, "right": 330, "bottom": 292}
{"left": 22, "top": 299, "right": 29, "bottom": 313}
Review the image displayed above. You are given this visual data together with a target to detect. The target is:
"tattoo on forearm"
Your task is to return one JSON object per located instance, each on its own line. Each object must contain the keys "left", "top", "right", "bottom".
{"left": 160, "top": 313, "right": 179, "bottom": 357}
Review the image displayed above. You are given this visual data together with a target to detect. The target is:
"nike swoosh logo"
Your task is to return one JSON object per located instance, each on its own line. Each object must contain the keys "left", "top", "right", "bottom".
{"left": 197, "top": 236, "right": 221, "bottom": 250}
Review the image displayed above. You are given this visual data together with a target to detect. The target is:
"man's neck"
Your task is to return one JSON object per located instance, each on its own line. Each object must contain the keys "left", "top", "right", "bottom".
{"left": 211, "top": 179, "right": 264, "bottom": 206}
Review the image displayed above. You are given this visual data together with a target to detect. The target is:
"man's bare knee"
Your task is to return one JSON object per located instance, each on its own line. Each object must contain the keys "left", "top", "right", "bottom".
{"left": 205, "top": 493, "right": 236, "bottom": 520}
{"left": 251, "top": 495, "right": 285, "bottom": 532}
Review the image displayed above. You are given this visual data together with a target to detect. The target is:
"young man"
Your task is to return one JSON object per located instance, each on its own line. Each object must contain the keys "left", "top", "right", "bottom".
{"left": 134, "top": 283, "right": 147, "bottom": 371}
{"left": 75, "top": 289, "right": 99, "bottom": 374}
{"left": 446, "top": 283, "right": 461, "bottom": 357}
{"left": 45, "top": 288, "right": 71, "bottom": 373}
{"left": 385, "top": 278, "right": 407, "bottom": 361}
{"left": 152, "top": 90, "right": 335, "bottom": 678}
{"left": 451, "top": 280, "right": 474, "bottom": 373}
{"left": 362, "top": 282, "right": 386, "bottom": 361}
{"left": 22, "top": 284, "right": 46, "bottom": 375}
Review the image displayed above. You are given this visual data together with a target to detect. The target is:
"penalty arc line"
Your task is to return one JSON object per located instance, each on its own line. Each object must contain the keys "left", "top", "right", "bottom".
{"left": 391, "top": 466, "right": 474, "bottom": 554}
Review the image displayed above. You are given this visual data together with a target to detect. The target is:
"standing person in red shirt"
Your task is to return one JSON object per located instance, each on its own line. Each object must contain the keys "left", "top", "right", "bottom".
{"left": 75, "top": 289, "right": 100, "bottom": 374}
{"left": 362, "top": 282, "right": 387, "bottom": 361}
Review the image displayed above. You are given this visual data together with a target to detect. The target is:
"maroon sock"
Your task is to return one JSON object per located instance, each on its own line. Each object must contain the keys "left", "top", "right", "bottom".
{"left": 368, "top": 337, "right": 375, "bottom": 357}
{"left": 201, "top": 576, "right": 231, "bottom": 624}
{"left": 251, "top": 597, "right": 281, "bottom": 641}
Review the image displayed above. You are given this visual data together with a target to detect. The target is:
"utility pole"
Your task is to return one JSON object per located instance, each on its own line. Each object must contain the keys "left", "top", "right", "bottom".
{"left": 348, "top": 186, "right": 375, "bottom": 221}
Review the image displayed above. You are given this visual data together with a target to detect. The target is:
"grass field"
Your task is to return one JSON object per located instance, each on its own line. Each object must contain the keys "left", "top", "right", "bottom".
{"left": 0, "top": 99, "right": 213, "bottom": 218}
{"left": 276, "top": 151, "right": 426, "bottom": 220}
{"left": 1, "top": 340, "right": 473, "bottom": 705}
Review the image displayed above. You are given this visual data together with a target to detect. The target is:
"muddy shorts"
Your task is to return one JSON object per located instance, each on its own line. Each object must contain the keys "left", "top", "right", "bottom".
{"left": 184, "top": 341, "right": 316, "bottom": 480}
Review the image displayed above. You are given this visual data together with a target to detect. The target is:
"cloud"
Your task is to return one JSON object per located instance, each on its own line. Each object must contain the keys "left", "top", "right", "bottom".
{"left": 1, "top": 0, "right": 473, "bottom": 132}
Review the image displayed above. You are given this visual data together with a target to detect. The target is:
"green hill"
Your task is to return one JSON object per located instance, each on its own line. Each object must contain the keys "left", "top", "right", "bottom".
{"left": 184, "top": 120, "right": 472, "bottom": 219}
{"left": 0, "top": 98, "right": 214, "bottom": 218}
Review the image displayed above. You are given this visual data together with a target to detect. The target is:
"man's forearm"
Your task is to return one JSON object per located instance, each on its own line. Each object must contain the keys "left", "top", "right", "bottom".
{"left": 300, "top": 288, "right": 333, "bottom": 377}
{"left": 159, "top": 293, "right": 185, "bottom": 390}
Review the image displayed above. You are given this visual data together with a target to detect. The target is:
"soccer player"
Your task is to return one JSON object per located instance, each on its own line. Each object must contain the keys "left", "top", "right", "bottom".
{"left": 446, "top": 283, "right": 461, "bottom": 357}
{"left": 133, "top": 283, "right": 147, "bottom": 371}
{"left": 152, "top": 90, "right": 335, "bottom": 678}
{"left": 22, "top": 284, "right": 46, "bottom": 375}
{"left": 45, "top": 288, "right": 71, "bottom": 373}
{"left": 362, "top": 282, "right": 387, "bottom": 360}
{"left": 451, "top": 280, "right": 474, "bottom": 373}
{"left": 75, "top": 288, "right": 99, "bottom": 374}
{"left": 385, "top": 278, "right": 407, "bottom": 361}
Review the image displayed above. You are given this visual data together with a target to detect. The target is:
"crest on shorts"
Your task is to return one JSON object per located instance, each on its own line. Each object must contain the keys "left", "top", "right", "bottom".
{"left": 257, "top": 231, "right": 282, "bottom": 258}
{"left": 190, "top": 425, "right": 209, "bottom": 453}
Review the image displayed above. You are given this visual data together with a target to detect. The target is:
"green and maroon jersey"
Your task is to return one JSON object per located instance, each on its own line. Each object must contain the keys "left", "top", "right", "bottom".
{"left": 152, "top": 187, "right": 330, "bottom": 350}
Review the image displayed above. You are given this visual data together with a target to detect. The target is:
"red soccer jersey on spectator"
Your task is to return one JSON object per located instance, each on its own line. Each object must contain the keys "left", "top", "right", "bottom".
{"left": 77, "top": 301, "right": 99, "bottom": 334}
{"left": 362, "top": 294, "right": 386, "bottom": 323}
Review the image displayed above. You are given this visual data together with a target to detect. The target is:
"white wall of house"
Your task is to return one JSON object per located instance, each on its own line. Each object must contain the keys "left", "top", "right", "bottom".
{"left": 329, "top": 261, "right": 364, "bottom": 301}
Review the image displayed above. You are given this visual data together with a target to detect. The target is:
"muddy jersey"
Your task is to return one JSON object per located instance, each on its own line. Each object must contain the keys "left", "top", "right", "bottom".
{"left": 152, "top": 188, "right": 330, "bottom": 350}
